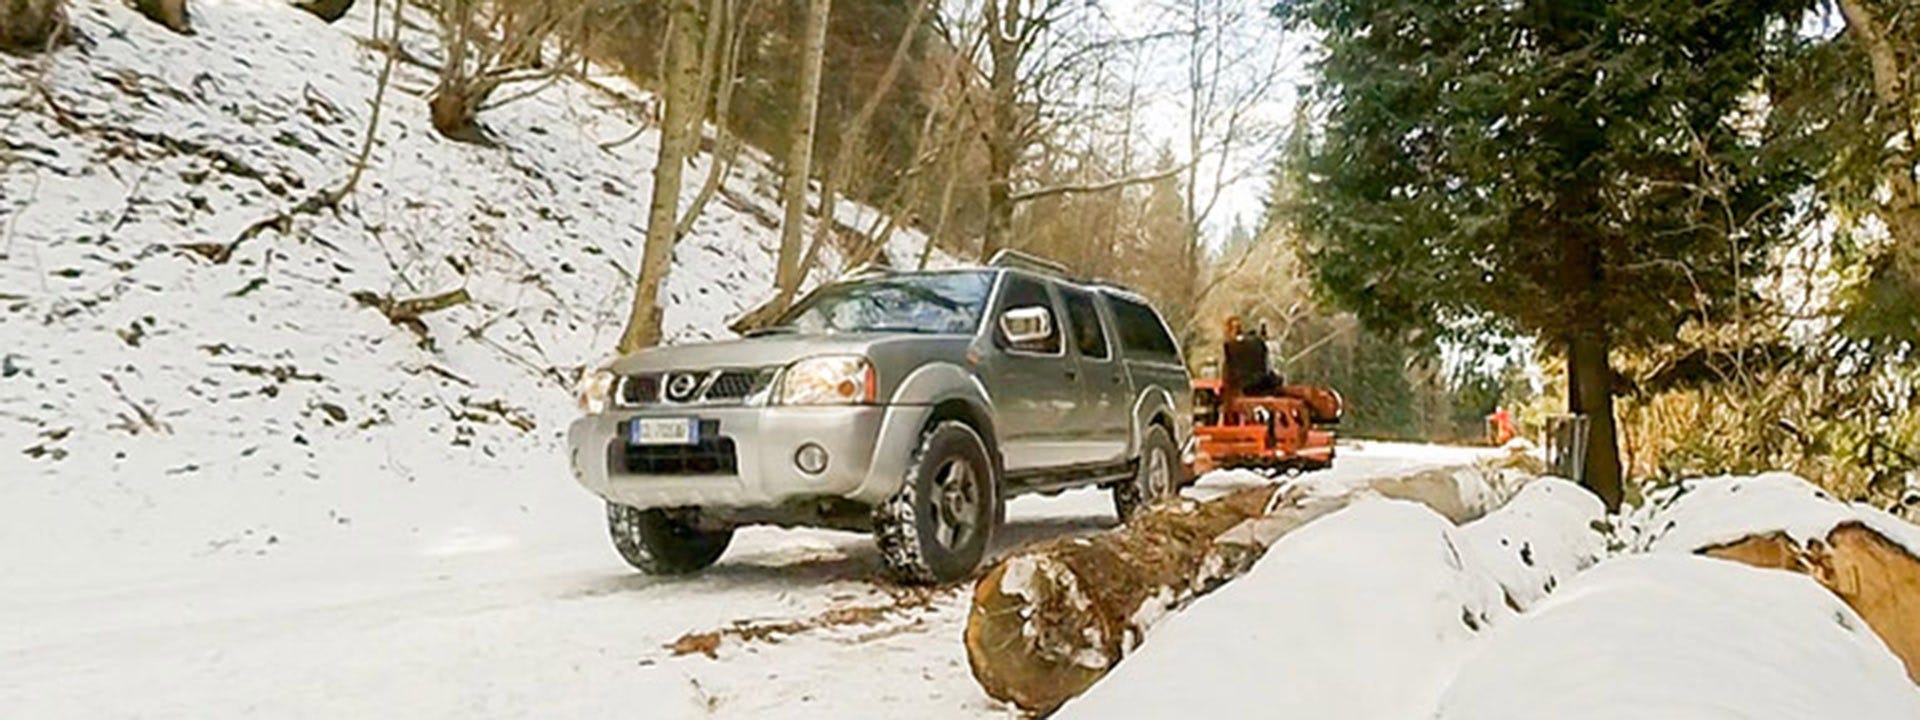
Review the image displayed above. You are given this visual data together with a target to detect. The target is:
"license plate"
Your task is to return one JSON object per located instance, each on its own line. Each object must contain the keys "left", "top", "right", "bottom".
{"left": 629, "top": 418, "right": 698, "bottom": 446}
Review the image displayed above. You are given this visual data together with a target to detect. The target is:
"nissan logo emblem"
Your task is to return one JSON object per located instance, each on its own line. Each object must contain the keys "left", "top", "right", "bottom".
{"left": 666, "top": 373, "right": 700, "bottom": 401}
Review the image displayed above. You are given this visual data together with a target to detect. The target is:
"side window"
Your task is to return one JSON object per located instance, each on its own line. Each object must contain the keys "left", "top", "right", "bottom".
{"left": 1060, "top": 287, "right": 1109, "bottom": 360}
{"left": 1108, "top": 295, "right": 1179, "bottom": 363}
{"left": 995, "top": 274, "right": 1062, "bottom": 354}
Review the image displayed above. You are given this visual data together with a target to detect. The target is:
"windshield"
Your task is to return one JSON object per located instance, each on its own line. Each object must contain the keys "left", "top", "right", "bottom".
{"left": 771, "top": 271, "right": 995, "bottom": 335}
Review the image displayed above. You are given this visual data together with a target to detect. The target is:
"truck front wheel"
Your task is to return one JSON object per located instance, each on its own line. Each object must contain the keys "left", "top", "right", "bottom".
{"left": 873, "top": 420, "right": 1000, "bottom": 584}
{"left": 607, "top": 503, "right": 733, "bottom": 575}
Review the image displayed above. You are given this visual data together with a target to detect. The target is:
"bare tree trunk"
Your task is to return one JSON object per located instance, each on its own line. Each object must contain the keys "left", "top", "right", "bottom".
{"left": 674, "top": 0, "right": 751, "bottom": 239}
{"left": 808, "top": 0, "right": 933, "bottom": 264}
{"left": 615, "top": 0, "right": 703, "bottom": 354}
{"left": 769, "top": 0, "right": 833, "bottom": 308}
{"left": 429, "top": 0, "right": 486, "bottom": 143}
{"left": 919, "top": 161, "right": 959, "bottom": 269}
{"left": 0, "top": 0, "right": 68, "bottom": 55}
{"left": 980, "top": 0, "right": 1021, "bottom": 262}
{"left": 1835, "top": 0, "right": 1920, "bottom": 302}
{"left": 1568, "top": 332, "right": 1623, "bottom": 510}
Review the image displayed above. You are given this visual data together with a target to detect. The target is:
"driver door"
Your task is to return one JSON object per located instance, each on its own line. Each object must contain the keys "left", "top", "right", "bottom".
{"left": 977, "top": 273, "right": 1080, "bottom": 473}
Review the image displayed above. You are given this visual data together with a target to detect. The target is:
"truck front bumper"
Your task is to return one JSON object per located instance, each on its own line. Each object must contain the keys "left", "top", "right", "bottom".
{"left": 566, "top": 404, "right": 932, "bottom": 510}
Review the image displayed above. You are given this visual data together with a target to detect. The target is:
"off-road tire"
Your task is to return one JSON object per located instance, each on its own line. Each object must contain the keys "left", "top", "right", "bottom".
{"left": 873, "top": 420, "right": 1000, "bottom": 585}
{"left": 1113, "top": 425, "right": 1186, "bottom": 521}
{"left": 607, "top": 503, "right": 733, "bottom": 575}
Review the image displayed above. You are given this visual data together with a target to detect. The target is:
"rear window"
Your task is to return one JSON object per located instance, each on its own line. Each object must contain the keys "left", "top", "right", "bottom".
{"left": 1060, "top": 287, "right": 1109, "bottom": 360}
{"left": 1107, "top": 294, "right": 1179, "bottom": 363}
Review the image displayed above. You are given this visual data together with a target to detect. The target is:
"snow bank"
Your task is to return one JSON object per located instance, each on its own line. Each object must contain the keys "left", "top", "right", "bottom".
{"left": 1434, "top": 555, "right": 1920, "bottom": 720}
{"left": 1645, "top": 473, "right": 1920, "bottom": 559}
{"left": 1457, "top": 478, "right": 1606, "bottom": 611}
{"left": 1056, "top": 498, "right": 1508, "bottom": 719}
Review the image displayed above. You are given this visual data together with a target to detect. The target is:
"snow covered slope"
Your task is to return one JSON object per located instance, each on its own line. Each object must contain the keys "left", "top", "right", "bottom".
{"left": 0, "top": 0, "right": 941, "bottom": 583}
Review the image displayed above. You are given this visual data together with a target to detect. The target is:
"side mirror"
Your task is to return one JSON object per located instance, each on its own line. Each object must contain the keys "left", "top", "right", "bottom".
{"left": 999, "top": 306, "right": 1054, "bottom": 348}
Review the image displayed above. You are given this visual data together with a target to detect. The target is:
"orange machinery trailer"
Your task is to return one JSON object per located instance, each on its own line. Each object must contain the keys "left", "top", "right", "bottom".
{"left": 1188, "top": 378, "right": 1342, "bottom": 477}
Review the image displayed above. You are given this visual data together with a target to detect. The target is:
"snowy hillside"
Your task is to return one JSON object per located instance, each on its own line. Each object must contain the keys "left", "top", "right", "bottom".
{"left": 0, "top": 0, "right": 942, "bottom": 582}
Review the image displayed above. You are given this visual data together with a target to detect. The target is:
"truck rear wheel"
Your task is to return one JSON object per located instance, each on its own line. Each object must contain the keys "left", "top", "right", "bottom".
{"left": 607, "top": 503, "right": 732, "bottom": 575}
{"left": 1114, "top": 425, "right": 1186, "bottom": 520}
{"left": 873, "top": 420, "right": 999, "bottom": 584}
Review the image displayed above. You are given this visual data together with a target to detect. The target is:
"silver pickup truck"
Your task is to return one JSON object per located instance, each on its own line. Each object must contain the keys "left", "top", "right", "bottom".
{"left": 568, "top": 252, "right": 1192, "bottom": 583}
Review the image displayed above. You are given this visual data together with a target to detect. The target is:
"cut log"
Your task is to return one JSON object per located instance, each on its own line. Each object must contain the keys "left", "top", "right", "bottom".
{"left": 967, "top": 461, "right": 1535, "bottom": 714}
{"left": 1701, "top": 524, "right": 1920, "bottom": 684}
{"left": 1061, "top": 498, "right": 1512, "bottom": 719}
{"left": 964, "top": 485, "right": 1296, "bottom": 715}
{"left": 1652, "top": 473, "right": 1920, "bottom": 684}
{"left": 1433, "top": 555, "right": 1920, "bottom": 720}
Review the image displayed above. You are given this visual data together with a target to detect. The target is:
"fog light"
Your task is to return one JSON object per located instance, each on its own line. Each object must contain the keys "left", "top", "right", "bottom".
{"left": 795, "top": 443, "right": 829, "bottom": 474}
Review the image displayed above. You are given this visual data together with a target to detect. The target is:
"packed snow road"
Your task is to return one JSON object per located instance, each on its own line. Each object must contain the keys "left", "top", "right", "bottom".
{"left": 1, "top": 442, "right": 1485, "bottom": 718}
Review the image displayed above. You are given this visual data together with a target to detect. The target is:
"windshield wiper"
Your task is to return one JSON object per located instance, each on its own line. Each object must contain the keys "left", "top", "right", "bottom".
{"left": 743, "top": 326, "right": 800, "bottom": 337}
{"left": 856, "top": 325, "right": 948, "bottom": 335}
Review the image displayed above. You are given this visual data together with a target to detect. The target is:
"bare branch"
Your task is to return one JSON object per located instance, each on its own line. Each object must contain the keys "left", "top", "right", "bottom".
{"left": 1010, "top": 163, "right": 1186, "bottom": 203}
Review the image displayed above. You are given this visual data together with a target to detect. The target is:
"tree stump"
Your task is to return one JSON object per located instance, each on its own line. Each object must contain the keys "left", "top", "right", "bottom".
{"left": 133, "top": 0, "right": 192, "bottom": 35}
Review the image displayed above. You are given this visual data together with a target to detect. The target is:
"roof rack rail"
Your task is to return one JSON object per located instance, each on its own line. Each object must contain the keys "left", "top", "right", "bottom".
{"left": 986, "top": 249, "right": 1070, "bottom": 277}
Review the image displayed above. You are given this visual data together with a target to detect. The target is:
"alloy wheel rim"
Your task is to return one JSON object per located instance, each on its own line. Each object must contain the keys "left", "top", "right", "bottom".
{"left": 931, "top": 458, "right": 978, "bottom": 550}
{"left": 1147, "top": 447, "right": 1172, "bottom": 498}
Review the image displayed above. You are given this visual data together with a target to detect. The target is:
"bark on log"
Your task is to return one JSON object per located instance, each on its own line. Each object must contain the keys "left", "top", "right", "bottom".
{"left": 1704, "top": 523, "right": 1920, "bottom": 684}
{"left": 964, "top": 484, "right": 1391, "bottom": 714}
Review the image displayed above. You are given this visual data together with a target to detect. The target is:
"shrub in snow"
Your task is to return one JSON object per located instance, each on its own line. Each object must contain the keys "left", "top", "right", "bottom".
{"left": 1434, "top": 555, "right": 1920, "bottom": 720}
{"left": 1056, "top": 498, "right": 1508, "bottom": 719}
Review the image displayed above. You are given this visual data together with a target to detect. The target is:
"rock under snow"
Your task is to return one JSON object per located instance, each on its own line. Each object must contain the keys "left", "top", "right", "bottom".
{"left": 1457, "top": 478, "right": 1607, "bottom": 611}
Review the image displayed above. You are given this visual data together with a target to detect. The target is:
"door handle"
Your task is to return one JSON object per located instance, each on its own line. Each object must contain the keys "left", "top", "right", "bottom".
{"left": 1111, "top": 374, "right": 1123, "bottom": 385}
{"left": 1065, "top": 368, "right": 1078, "bottom": 380}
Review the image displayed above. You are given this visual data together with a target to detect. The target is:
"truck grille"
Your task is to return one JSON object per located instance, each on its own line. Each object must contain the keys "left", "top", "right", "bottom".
{"left": 618, "top": 367, "right": 773, "bottom": 406}
{"left": 705, "top": 369, "right": 770, "bottom": 400}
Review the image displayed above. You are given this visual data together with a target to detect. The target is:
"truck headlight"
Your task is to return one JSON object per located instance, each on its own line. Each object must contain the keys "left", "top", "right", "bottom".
{"left": 576, "top": 367, "right": 616, "bottom": 414}
{"left": 775, "top": 355, "right": 876, "bottom": 405}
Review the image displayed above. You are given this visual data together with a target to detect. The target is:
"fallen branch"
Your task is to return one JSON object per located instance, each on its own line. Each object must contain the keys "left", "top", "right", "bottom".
{"left": 352, "top": 287, "right": 471, "bottom": 336}
{"left": 668, "top": 586, "right": 943, "bottom": 659}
